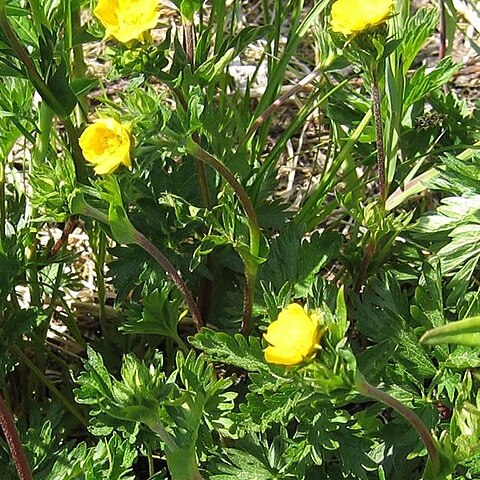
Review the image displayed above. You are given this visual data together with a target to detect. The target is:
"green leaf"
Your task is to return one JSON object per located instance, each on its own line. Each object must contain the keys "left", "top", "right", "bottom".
{"left": 178, "top": 0, "right": 201, "bottom": 21}
{"left": 399, "top": 7, "right": 439, "bottom": 73}
{"left": 444, "top": 346, "right": 480, "bottom": 369}
{"left": 404, "top": 57, "right": 460, "bottom": 108}
{"left": 260, "top": 223, "right": 342, "bottom": 295}
{"left": 120, "top": 285, "right": 183, "bottom": 344}
{"left": 411, "top": 261, "right": 445, "bottom": 329}
{"left": 420, "top": 316, "right": 480, "bottom": 346}
{"left": 223, "top": 25, "right": 275, "bottom": 57}
{"left": 99, "top": 176, "right": 137, "bottom": 244}
{"left": 209, "top": 449, "right": 273, "bottom": 480}
{"left": 46, "top": 58, "right": 77, "bottom": 116}
{"left": 353, "top": 274, "right": 437, "bottom": 379}
{"left": 70, "top": 77, "right": 98, "bottom": 97}
{"left": 333, "top": 285, "right": 348, "bottom": 340}
{"left": 190, "top": 328, "right": 269, "bottom": 372}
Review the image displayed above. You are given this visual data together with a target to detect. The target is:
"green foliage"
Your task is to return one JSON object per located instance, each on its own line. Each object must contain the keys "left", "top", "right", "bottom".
{"left": 190, "top": 329, "right": 268, "bottom": 373}
{"left": 353, "top": 273, "right": 437, "bottom": 381}
{"left": 44, "top": 435, "right": 137, "bottom": 480}
{"left": 3, "top": 1, "right": 480, "bottom": 479}
{"left": 121, "top": 283, "right": 185, "bottom": 344}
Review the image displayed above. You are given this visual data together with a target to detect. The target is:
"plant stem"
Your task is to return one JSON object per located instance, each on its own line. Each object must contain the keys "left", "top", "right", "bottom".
{"left": 149, "top": 421, "right": 178, "bottom": 452}
{"left": 135, "top": 230, "right": 203, "bottom": 333}
{"left": 181, "top": 16, "right": 215, "bottom": 322}
{"left": 0, "top": 159, "right": 5, "bottom": 241}
{"left": 354, "top": 238, "right": 376, "bottom": 292}
{"left": 185, "top": 138, "right": 261, "bottom": 333}
{"left": 147, "top": 448, "right": 154, "bottom": 477}
{"left": 90, "top": 227, "right": 108, "bottom": 338}
{"left": 147, "top": 430, "right": 204, "bottom": 480}
{"left": 371, "top": 68, "right": 386, "bottom": 205}
{"left": 0, "top": 393, "right": 33, "bottom": 480}
{"left": 356, "top": 374, "right": 438, "bottom": 467}
{"left": 26, "top": 102, "right": 54, "bottom": 310}
{"left": 183, "top": 21, "right": 196, "bottom": 68}
{"left": 0, "top": 4, "right": 64, "bottom": 116}
{"left": 80, "top": 204, "right": 203, "bottom": 332}
{"left": 185, "top": 139, "right": 261, "bottom": 256}
{"left": 439, "top": 0, "right": 446, "bottom": 59}
{"left": 62, "top": 116, "right": 87, "bottom": 183}
{"left": 70, "top": 5, "right": 88, "bottom": 124}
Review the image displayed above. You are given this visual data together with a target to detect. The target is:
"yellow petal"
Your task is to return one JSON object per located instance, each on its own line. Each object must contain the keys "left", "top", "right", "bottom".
{"left": 331, "top": 0, "right": 393, "bottom": 35}
{"left": 264, "top": 304, "right": 317, "bottom": 350}
{"left": 79, "top": 117, "right": 132, "bottom": 175}
{"left": 263, "top": 303, "right": 322, "bottom": 366}
{"left": 93, "top": 157, "right": 124, "bottom": 175}
{"left": 264, "top": 346, "right": 303, "bottom": 366}
{"left": 94, "top": 0, "right": 160, "bottom": 44}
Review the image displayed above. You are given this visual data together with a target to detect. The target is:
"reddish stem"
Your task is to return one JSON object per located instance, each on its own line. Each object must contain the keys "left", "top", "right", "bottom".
{"left": 0, "top": 394, "right": 33, "bottom": 480}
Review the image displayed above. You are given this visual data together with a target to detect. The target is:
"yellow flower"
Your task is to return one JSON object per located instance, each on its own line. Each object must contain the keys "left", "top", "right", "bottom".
{"left": 330, "top": 0, "right": 393, "bottom": 36}
{"left": 79, "top": 118, "right": 132, "bottom": 175}
{"left": 94, "top": 0, "right": 160, "bottom": 44}
{"left": 264, "top": 304, "right": 323, "bottom": 366}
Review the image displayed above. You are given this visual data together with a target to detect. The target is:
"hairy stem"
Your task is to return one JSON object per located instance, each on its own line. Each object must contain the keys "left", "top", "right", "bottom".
{"left": 371, "top": 69, "right": 386, "bottom": 204}
{"left": 0, "top": 159, "right": 5, "bottom": 241}
{"left": 0, "top": 392, "right": 33, "bottom": 480}
{"left": 183, "top": 21, "right": 196, "bottom": 68}
{"left": 439, "top": 0, "right": 446, "bottom": 59}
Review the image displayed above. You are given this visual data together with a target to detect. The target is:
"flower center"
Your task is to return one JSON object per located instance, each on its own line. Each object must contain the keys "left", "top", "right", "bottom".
{"left": 95, "top": 130, "right": 120, "bottom": 154}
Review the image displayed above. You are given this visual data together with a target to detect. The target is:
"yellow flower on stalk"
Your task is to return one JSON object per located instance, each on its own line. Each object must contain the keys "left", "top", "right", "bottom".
{"left": 94, "top": 0, "right": 160, "bottom": 44}
{"left": 263, "top": 304, "right": 323, "bottom": 366}
{"left": 330, "top": 0, "right": 393, "bottom": 36}
{"left": 79, "top": 118, "right": 132, "bottom": 175}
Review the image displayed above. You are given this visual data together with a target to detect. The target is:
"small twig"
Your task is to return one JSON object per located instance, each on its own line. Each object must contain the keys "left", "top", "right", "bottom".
{"left": 0, "top": 393, "right": 33, "bottom": 480}
{"left": 48, "top": 215, "right": 78, "bottom": 257}
{"left": 245, "top": 66, "right": 323, "bottom": 141}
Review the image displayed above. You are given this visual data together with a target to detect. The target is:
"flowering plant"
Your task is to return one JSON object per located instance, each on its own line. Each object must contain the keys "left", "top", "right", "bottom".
{"left": 263, "top": 304, "right": 323, "bottom": 365}
{"left": 330, "top": 0, "right": 393, "bottom": 36}
{"left": 94, "top": 0, "right": 160, "bottom": 44}
{"left": 79, "top": 118, "right": 132, "bottom": 175}
{"left": 0, "top": 0, "right": 473, "bottom": 479}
